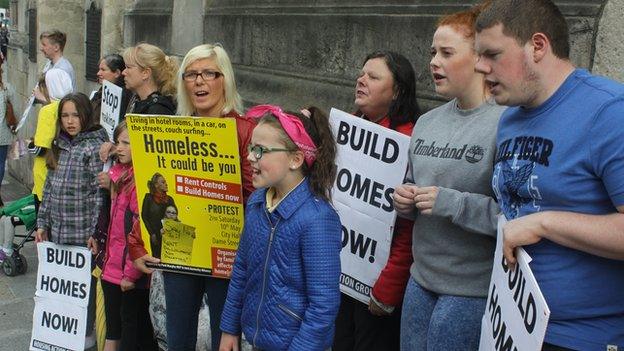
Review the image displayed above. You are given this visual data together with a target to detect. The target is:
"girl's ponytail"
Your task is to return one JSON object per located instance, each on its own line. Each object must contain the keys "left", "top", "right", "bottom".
{"left": 304, "top": 107, "right": 336, "bottom": 201}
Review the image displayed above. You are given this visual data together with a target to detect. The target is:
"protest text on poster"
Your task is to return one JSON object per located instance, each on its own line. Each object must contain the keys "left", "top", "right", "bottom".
{"left": 126, "top": 115, "right": 244, "bottom": 277}
{"left": 31, "top": 243, "right": 91, "bottom": 351}
{"left": 478, "top": 216, "right": 550, "bottom": 351}
{"left": 329, "top": 108, "right": 411, "bottom": 303}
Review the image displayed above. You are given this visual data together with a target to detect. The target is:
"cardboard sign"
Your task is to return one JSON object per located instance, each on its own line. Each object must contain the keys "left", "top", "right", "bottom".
{"left": 478, "top": 216, "right": 550, "bottom": 351}
{"left": 126, "top": 115, "right": 244, "bottom": 277}
{"left": 31, "top": 242, "right": 92, "bottom": 351}
{"left": 30, "top": 297, "right": 87, "bottom": 351}
{"left": 329, "top": 108, "right": 411, "bottom": 303}
{"left": 161, "top": 219, "right": 196, "bottom": 266}
{"left": 100, "top": 80, "right": 123, "bottom": 141}
{"left": 35, "top": 242, "right": 92, "bottom": 307}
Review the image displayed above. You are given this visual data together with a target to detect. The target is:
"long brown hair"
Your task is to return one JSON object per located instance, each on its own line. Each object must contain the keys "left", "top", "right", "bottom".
{"left": 46, "top": 93, "right": 96, "bottom": 170}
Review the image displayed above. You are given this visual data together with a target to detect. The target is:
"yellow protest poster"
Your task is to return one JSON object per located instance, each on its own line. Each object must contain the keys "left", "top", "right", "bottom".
{"left": 126, "top": 115, "right": 243, "bottom": 278}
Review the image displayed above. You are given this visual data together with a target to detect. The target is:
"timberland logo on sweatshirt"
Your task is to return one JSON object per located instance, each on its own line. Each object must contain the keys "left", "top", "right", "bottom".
{"left": 412, "top": 139, "right": 485, "bottom": 163}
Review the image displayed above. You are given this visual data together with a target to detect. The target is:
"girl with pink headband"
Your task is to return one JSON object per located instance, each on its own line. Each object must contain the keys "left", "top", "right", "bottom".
{"left": 220, "top": 105, "right": 342, "bottom": 351}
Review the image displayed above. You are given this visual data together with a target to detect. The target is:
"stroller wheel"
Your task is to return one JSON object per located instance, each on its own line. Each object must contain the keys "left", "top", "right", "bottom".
{"left": 2, "top": 256, "right": 17, "bottom": 276}
{"left": 17, "top": 254, "right": 27, "bottom": 274}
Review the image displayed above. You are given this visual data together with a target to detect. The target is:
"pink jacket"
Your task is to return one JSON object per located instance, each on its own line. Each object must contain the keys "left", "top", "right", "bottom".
{"left": 102, "top": 163, "right": 147, "bottom": 287}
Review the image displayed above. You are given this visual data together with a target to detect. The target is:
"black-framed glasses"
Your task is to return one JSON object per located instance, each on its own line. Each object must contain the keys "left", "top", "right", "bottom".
{"left": 182, "top": 70, "right": 223, "bottom": 82}
{"left": 248, "top": 144, "right": 295, "bottom": 160}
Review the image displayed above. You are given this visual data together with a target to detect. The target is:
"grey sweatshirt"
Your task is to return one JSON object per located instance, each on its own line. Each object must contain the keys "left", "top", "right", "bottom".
{"left": 405, "top": 99, "right": 506, "bottom": 297}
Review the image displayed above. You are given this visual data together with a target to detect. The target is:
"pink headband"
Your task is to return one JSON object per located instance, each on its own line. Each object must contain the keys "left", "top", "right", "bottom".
{"left": 246, "top": 104, "right": 317, "bottom": 168}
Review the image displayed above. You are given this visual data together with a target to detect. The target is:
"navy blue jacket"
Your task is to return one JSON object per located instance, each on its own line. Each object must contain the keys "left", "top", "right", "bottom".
{"left": 220, "top": 179, "right": 342, "bottom": 350}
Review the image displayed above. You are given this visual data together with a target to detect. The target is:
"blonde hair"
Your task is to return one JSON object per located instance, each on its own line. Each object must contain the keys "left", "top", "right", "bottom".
{"left": 176, "top": 43, "right": 243, "bottom": 116}
{"left": 123, "top": 43, "right": 178, "bottom": 98}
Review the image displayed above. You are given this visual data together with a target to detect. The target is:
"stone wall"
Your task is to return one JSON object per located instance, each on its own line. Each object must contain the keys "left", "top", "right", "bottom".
{"left": 4, "top": 0, "right": 622, "bottom": 190}
{"left": 203, "top": 0, "right": 605, "bottom": 113}
{"left": 123, "top": 0, "right": 172, "bottom": 52}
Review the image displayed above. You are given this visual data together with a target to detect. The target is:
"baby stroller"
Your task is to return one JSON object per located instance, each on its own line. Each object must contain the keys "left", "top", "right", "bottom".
{"left": 0, "top": 194, "right": 37, "bottom": 276}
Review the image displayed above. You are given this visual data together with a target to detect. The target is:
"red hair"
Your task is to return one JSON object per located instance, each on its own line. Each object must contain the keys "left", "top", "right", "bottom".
{"left": 437, "top": 1, "right": 491, "bottom": 39}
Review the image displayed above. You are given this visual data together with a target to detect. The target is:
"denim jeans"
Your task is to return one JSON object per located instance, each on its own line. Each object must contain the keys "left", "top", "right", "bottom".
{"left": 163, "top": 272, "right": 230, "bottom": 351}
{"left": 0, "top": 144, "right": 8, "bottom": 185}
{"left": 400, "top": 277, "right": 486, "bottom": 351}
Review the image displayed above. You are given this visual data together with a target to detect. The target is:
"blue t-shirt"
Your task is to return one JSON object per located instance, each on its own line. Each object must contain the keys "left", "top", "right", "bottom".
{"left": 492, "top": 69, "right": 624, "bottom": 350}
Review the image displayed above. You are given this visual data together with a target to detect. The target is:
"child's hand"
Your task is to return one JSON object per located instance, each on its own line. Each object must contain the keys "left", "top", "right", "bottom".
{"left": 219, "top": 333, "right": 240, "bottom": 351}
{"left": 133, "top": 254, "right": 160, "bottom": 274}
{"left": 97, "top": 172, "right": 111, "bottom": 189}
{"left": 120, "top": 278, "right": 135, "bottom": 292}
{"left": 87, "top": 237, "right": 99, "bottom": 255}
{"left": 35, "top": 228, "right": 48, "bottom": 243}
{"left": 99, "top": 142, "right": 116, "bottom": 162}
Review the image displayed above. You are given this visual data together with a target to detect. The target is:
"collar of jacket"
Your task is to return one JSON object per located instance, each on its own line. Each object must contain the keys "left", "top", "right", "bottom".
{"left": 56, "top": 126, "right": 107, "bottom": 149}
{"left": 247, "top": 177, "right": 312, "bottom": 220}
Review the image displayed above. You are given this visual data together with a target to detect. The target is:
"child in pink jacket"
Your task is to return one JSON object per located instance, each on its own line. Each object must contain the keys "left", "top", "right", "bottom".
{"left": 101, "top": 121, "right": 156, "bottom": 350}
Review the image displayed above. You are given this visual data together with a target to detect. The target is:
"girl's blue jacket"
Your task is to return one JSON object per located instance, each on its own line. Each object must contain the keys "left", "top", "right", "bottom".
{"left": 220, "top": 179, "right": 342, "bottom": 350}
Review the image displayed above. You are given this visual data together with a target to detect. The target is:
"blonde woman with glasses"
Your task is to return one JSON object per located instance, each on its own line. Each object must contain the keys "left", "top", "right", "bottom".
{"left": 130, "top": 43, "right": 255, "bottom": 351}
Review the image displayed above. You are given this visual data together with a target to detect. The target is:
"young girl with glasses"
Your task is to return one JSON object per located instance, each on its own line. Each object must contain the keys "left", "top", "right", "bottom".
{"left": 219, "top": 104, "right": 342, "bottom": 351}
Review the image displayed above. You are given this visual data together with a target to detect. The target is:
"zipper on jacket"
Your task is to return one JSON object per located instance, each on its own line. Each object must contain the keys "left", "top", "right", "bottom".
{"left": 277, "top": 303, "right": 303, "bottom": 322}
{"left": 253, "top": 211, "right": 279, "bottom": 348}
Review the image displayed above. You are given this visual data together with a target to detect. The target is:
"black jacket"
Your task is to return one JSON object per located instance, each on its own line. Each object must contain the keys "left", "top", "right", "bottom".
{"left": 128, "top": 92, "right": 176, "bottom": 115}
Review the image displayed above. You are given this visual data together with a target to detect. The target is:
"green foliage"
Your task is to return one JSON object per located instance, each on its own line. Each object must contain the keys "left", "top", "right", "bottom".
{"left": 0, "top": 0, "right": 8, "bottom": 10}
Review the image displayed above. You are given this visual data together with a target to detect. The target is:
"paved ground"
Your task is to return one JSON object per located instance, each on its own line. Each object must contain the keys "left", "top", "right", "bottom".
{"left": 0, "top": 174, "right": 99, "bottom": 351}
{"left": 0, "top": 173, "right": 39, "bottom": 351}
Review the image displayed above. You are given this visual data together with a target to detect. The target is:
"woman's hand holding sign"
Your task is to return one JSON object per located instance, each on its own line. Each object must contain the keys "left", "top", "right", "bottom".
{"left": 133, "top": 254, "right": 161, "bottom": 274}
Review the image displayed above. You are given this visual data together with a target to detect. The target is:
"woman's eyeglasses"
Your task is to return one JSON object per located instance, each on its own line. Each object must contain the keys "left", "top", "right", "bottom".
{"left": 182, "top": 70, "right": 223, "bottom": 82}
{"left": 247, "top": 144, "right": 296, "bottom": 160}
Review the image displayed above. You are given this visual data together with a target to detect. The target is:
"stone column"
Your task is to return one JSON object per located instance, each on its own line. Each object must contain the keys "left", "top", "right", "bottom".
{"left": 171, "top": 0, "right": 205, "bottom": 57}
{"left": 591, "top": 0, "right": 624, "bottom": 81}
{"left": 101, "top": 0, "right": 128, "bottom": 56}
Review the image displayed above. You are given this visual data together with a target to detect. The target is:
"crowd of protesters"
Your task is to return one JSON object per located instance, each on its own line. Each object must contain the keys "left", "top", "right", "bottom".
{"left": 1, "top": 0, "right": 623, "bottom": 350}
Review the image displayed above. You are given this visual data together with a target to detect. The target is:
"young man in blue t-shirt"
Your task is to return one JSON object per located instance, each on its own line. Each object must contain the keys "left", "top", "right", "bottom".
{"left": 474, "top": 0, "right": 624, "bottom": 350}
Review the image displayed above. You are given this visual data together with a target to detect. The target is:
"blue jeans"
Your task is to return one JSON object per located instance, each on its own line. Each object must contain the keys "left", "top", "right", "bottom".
{"left": 163, "top": 272, "right": 230, "bottom": 351}
{"left": 400, "top": 277, "right": 486, "bottom": 350}
{"left": 0, "top": 144, "right": 8, "bottom": 185}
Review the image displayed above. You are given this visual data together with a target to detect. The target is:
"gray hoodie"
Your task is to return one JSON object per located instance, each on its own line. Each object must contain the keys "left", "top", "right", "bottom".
{"left": 404, "top": 99, "right": 505, "bottom": 297}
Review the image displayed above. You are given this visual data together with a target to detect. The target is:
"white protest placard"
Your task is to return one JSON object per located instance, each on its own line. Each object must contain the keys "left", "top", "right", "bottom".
{"left": 329, "top": 108, "right": 411, "bottom": 303}
{"left": 100, "top": 80, "right": 123, "bottom": 141}
{"left": 30, "top": 297, "right": 86, "bottom": 351}
{"left": 35, "top": 242, "right": 92, "bottom": 307}
{"left": 478, "top": 215, "right": 550, "bottom": 351}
